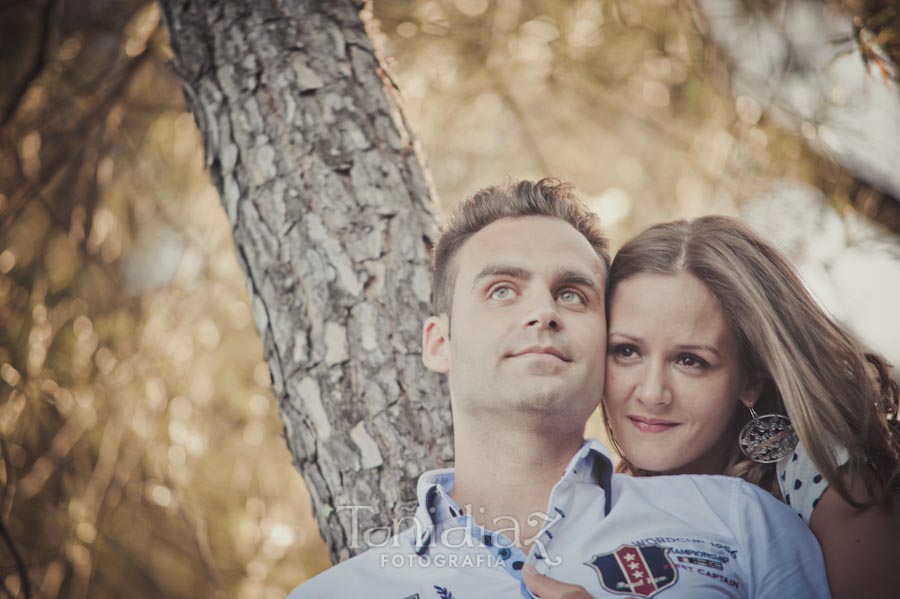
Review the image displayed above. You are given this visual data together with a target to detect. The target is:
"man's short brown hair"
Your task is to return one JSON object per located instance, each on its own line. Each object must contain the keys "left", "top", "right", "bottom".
{"left": 431, "top": 178, "right": 610, "bottom": 315}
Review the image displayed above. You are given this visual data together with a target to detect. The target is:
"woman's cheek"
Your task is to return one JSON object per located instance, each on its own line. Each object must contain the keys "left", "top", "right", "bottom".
{"left": 603, "top": 365, "right": 628, "bottom": 410}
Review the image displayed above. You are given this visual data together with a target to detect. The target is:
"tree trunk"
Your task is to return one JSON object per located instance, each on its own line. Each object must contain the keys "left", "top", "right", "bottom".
{"left": 159, "top": 0, "right": 453, "bottom": 563}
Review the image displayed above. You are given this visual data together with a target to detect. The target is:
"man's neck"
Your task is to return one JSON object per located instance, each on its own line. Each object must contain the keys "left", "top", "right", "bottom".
{"left": 449, "top": 419, "right": 585, "bottom": 550}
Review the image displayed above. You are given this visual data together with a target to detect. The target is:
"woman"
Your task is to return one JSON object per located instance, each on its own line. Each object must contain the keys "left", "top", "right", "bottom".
{"left": 523, "top": 216, "right": 900, "bottom": 599}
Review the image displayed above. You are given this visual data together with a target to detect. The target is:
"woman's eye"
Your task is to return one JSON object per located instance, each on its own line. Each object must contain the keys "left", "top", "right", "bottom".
{"left": 613, "top": 344, "right": 638, "bottom": 359}
{"left": 489, "top": 286, "right": 514, "bottom": 300}
{"left": 678, "top": 355, "right": 707, "bottom": 369}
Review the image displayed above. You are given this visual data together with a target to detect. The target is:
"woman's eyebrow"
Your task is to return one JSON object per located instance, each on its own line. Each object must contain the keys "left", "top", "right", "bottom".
{"left": 607, "top": 334, "right": 721, "bottom": 357}
{"left": 675, "top": 343, "right": 721, "bottom": 357}
{"left": 608, "top": 332, "right": 641, "bottom": 342}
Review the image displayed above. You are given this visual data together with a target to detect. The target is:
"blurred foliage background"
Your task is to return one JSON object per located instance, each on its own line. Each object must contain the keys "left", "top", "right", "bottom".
{"left": 1, "top": 1, "right": 898, "bottom": 598}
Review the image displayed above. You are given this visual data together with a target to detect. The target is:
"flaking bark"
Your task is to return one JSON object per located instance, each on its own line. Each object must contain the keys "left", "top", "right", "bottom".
{"left": 159, "top": 0, "right": 453, "bottom": 563}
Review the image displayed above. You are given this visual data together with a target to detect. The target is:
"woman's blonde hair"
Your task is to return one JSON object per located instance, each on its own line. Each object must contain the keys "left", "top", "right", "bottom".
{"left": 604, "top": 215, "right": 900, "bottom": 505}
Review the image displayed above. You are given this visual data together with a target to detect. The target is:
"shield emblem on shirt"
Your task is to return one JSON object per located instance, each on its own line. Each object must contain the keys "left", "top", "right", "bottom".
{"left": 586, "top": 544, "right": 677, "bottom": 598}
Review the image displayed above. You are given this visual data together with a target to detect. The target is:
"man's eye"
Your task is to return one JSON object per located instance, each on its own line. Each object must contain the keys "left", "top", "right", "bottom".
{"left": 489, "top": 286, "right": 514, "bottom": 300}
{"left": 558, "top": 290, "right": 584, "bottom": 304}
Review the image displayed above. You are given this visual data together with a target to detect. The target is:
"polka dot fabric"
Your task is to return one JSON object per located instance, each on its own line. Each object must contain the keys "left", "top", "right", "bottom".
{"left": 776, "top": 440, "right": 848, "bottom": 523}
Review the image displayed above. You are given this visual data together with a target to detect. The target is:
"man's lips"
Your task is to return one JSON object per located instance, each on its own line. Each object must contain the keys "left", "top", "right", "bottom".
{"left": 509, "top": 345, "right": 572, "bottom": 362}
{"left": 628, "top": 416, "right": 679, "bottom": 433}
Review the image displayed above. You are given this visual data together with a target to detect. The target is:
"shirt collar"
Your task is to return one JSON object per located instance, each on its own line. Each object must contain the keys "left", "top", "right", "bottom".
{"left": 412, "top": 469, "right": 460, "bottom": 555}
{"left": 412, "top": 438, "right": 614, "bottom": 554}
{"left": 561, "top": 438, "right": 614, "bottom": 485}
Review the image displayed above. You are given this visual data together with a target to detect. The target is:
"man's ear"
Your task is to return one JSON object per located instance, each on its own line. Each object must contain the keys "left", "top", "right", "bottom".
{"left": 422, "top": 314, "right": 450, "bottom": 374}
{"left": 738, "top": 373, "right": 765, "bottom": 409}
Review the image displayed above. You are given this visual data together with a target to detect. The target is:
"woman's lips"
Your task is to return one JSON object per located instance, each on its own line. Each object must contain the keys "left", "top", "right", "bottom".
{"left": 628, "top": 416, "right": 679, "bottom": 433}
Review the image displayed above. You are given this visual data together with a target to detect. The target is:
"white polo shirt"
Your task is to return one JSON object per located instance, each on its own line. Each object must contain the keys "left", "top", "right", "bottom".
{"left": 289, "top": 439, "right": 830, "bottom": 599}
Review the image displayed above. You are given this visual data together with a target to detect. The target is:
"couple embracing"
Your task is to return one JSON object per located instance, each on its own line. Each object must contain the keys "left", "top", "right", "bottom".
{"left": 292, "top": 179, "right": 900, "bottom": 598}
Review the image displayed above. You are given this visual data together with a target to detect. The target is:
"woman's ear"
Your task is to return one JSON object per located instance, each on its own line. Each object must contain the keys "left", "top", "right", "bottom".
{"left": 738, "top": 373, "right": 766, "bottom": 409}
{"left": 422, "top": 315, "right": 450, "bottom": 373}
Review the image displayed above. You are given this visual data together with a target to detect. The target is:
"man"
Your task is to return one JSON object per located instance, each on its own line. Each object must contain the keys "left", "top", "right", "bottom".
{"left": 289, "top": 179, "right": 829, "bottom": 598}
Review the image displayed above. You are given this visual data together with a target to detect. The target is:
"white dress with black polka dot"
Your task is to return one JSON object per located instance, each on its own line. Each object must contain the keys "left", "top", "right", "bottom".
{"left": 777, "top": 440, "right": 849, "bottom": 524}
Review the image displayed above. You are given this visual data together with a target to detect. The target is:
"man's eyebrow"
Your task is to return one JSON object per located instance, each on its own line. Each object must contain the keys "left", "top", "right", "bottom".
{"left": 471, "top": 265, "right": 532, "bottom": 290}
{"left": 553, "top": 269, "right": 603, "bottom": 298}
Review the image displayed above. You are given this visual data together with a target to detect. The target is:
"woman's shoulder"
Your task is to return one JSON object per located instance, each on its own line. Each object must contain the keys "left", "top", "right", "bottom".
{"left": 777, "top": 440, "right": 848, "bottom": 523}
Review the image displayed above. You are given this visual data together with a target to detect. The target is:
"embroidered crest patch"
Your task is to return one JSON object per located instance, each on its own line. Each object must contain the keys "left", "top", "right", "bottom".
{"left": 586, "top": 544, "right": 678, "bottom": 598}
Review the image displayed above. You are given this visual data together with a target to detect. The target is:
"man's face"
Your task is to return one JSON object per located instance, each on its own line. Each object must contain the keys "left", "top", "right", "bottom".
{"left": 423, "top": 216, "right": 608, "bottom": 430}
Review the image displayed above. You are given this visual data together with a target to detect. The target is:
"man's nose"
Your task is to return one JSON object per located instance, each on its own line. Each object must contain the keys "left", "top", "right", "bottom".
{"left": 523, "top": 293, "right": 562, "bottom": 331}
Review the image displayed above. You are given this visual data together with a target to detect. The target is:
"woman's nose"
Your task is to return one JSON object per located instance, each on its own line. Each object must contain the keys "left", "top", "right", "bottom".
{"left": 635, "top": 365, "right": 671, "bottom": 408}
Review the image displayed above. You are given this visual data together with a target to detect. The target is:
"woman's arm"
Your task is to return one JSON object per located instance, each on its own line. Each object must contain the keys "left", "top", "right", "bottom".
{"left": 809, "top": 478, "right": 900, "bottom": 599}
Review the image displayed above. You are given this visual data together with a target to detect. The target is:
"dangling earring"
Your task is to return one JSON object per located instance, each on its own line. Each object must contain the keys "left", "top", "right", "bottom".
{"left": 738, "top": 407, "right": 799, "bottom": 463}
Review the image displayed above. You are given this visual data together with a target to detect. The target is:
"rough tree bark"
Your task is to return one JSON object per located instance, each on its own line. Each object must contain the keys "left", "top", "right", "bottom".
{"left": 159, "top": 0, "right": 454, "bottom": 563}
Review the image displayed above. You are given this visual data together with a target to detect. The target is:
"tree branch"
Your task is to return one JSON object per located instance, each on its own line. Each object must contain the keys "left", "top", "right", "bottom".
{"left": 99, "top": 535, "right": 179, "bottom": 599}
{"left": 0, "top": 41, "right": 155, "bottom": 236}
{"left": 0, "top": 513, "right": 32, "bottom": 599}
{"left": 0, "top": 438, "right": 16, "bottom": 522}
{"left": 0, "top": 0, "right": 61, "bottom": 128}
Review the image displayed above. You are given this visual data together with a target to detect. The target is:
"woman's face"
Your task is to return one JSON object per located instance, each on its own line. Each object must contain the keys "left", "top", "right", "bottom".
{"left": 604, "top": 271, "right": 759, "bottom": 474}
